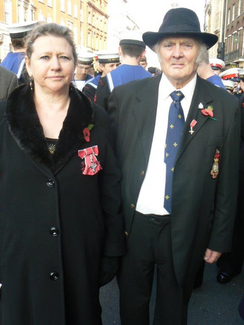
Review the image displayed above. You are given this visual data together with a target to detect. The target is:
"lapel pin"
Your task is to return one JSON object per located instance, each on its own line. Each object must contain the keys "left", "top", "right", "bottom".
{"left": 189, "top": 119, "right": 197, "bottom": 135}
{"left": 198, "top": 103, "right": 204, "bottom": 109}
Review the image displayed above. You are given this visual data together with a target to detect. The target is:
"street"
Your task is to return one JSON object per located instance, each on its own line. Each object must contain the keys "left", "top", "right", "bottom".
{"left": 100, "top": 263, "right": 244, "bottom": 324}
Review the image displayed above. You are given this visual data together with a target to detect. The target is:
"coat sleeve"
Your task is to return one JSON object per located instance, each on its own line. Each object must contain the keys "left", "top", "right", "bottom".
{"left": 7, "top": 74, "right": 18, "bottom": 97}
{"left": 98, "top": 138, "right": 126, "bottom": 257}
{"left": 208, "top": 98, "right": 241, "bottom": 252}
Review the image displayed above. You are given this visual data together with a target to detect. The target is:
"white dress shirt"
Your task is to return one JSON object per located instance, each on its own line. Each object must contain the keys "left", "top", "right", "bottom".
{"left": 136, "top": 73, "right": 197, "bottom": 215}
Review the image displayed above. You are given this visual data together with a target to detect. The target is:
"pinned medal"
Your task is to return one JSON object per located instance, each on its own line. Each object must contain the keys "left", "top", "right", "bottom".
{"left": 198, "top": 103, "right": 204, "bottom": 109}
{"left": 189, "top": 119, "right": 197, "bottom": 135}
{"left": 210, "top": 149, "right": 220, "bottom": 179}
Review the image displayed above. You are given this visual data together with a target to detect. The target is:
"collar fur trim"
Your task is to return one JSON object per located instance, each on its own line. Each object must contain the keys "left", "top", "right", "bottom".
{"left": 6, "top": 84, "right": 94, "bottom": 171}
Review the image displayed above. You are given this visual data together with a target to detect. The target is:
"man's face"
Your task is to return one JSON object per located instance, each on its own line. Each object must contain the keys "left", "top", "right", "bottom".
{"left": 100, "top": 62, "right": 120, "bottom": 77}
{"left": 158, "top": 37, "right": 199, "bottom": 88}
{"left": 75, "top": 63, "right": 90, "bottom": 80}
{"left": 240, "top": 79, "right": 244, "bottom": 91}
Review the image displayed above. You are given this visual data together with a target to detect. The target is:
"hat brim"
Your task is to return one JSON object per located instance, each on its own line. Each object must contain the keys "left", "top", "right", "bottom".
{"left": 143, "top": 31, "right": 218, "bottom": 51}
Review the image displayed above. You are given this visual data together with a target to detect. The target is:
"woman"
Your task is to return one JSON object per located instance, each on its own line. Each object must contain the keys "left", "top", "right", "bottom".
{"left": 0, "top": 23, "right": 125, "bottom": 324}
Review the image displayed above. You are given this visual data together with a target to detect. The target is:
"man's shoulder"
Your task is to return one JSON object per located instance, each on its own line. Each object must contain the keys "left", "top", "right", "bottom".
{"left": 113, "top": 73, "right": 159, "bottom": 94}
{"left": 198, "top": 77, "right": 238, "bottom": 103}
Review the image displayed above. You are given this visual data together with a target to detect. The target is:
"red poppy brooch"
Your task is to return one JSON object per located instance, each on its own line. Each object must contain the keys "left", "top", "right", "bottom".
{"left": 83, "top": 124, "right": 94, "bottom": 142}
{"left": 78, "top": 145, "right": 102, "bottom": 175}
{"left": 198, "top": 103, "right": 217, "bottom": 121}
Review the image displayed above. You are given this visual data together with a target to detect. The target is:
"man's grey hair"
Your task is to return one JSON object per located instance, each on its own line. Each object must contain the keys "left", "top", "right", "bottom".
{"left": 154, "top": 38, "right": 208, "bottom": 66}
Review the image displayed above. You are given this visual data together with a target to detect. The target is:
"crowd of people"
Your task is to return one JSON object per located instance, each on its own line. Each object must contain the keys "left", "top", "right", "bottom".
{"left": 0, "top": 6, "right": 243, "bottom": 325}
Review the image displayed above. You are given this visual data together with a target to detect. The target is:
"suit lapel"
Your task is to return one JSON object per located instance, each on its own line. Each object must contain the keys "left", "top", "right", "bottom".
{"left": 132, "top": 75, "right": 161, "bottom": 167}
{"left": 176, "top": 77, "right": 214, "bottom": 162}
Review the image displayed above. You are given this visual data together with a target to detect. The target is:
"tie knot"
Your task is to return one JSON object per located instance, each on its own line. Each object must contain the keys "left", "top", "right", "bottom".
{"left": 170, "top": 91, "right": 184, "bottom": 102}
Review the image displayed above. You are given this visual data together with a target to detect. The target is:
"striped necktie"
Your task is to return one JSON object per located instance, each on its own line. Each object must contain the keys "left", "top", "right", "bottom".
{"left": 164, "top": 90, "right": 185, "bottom": 213}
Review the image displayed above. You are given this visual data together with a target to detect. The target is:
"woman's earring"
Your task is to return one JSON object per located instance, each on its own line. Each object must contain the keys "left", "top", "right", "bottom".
{"left": 30, "top": 78, "right": 33, "bottom": 91}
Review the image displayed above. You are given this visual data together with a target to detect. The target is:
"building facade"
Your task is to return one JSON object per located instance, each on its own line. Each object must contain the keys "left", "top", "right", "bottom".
{"left": 0, "top": 0, "right": 109, "bottom": 61}
{"left": 205, "top": 0, "right": 244, "bottom": 68}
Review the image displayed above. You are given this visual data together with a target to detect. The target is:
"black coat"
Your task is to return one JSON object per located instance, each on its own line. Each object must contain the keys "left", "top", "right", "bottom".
{"left": 108, "top": 74, "right": 240, "bottom": 286}
{"left": 0, "top": 66, "right": 18, "bottom": 100}
{"left": 0, "top": 85, "right": 125, "bottom": 324}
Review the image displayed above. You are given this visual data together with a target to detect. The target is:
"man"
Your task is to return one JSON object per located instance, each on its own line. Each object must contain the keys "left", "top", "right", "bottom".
{"left": 0, "top": 66, "right": 18, "bottom": 100}
{"left": 1, "top": 21, "right": 37, "bottom": 83}
{"left": 210, "top": 58, "right": 225, "bottom": 75}
{"left": 83, "top": 50, "right": 120, "bottom": 102}
{"left": 73, "top": 52, "right": 94, "bottom": 91}
{"left": 95, "top": 30, "right": 151, "bottom": 110}
{"left": 140, "top": 55, "right": 148, "bottom": 69}
{"left": 197, "top": 50, "right": 225, "bottom": 89}
{"left": 108, "top": 8, "right": 240, "bottom": 325}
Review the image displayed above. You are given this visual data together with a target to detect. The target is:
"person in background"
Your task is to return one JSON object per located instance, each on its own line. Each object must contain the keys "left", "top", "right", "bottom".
{"left": 197, "top": 50, "right": 225, "bottom": 89}
{"left": 1, "top": 21, "right": 37, "bottom": 84}
{"left": 216, "top": 68, "right": 244, "bottom": 284}
{"left": 220, "top": 67, "right": 242, "bottom": 99}
{"left": 222, "top": 79, "right": 236, "bottom": 94}
{"left": 0, "top": 22, "right": 125, "bottom": 324}
{"left": 210, "top": 58, "right": 225, "bottom": 75}
{"left": 108, "top": 7, "right": 240, "bottom": 325}
{"left": 0, "top": 66, "right": 18, "bottom": 100}
{"left": 83, "top": 50, "right": 120, "bottom": 103}
{"left": 95, "top": 30, "right": 151, "bottom": 111}
{"left": 148, "top": 66, "right": 161, "bottom": 76}
{"left": 73, "top": 51, "right": 94, "bottom": 91}
{"left": 140, "top": 55, "right": 148, "bottom": 69}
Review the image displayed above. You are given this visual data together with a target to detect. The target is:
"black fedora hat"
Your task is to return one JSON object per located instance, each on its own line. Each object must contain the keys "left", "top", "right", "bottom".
{"left": 143, "top": 8, "right": 218, "bottom": 50}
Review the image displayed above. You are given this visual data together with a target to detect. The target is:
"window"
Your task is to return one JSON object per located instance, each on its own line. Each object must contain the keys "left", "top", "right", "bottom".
{"left": 38, "top": 10, "right": 44, "bottom": 21}
{"left": 74, "top": 4, "right": 78, "bottom": 18}
{"left": 60, "top": 0, "right": 65, "bottom": 12}
{"left": 4, "top": 0, "right": 12, "bottom": 24}
{"left": 232, "top": 4, "right": 235, "bottom": 21}
{"left": 227, "top": 8, "right": 230, "bottom": 24}
{"left": 47, "top": 0, "right": 52, "bottom": 7}
{"left": 80, "top": 9, "right": 83, "bottom": 21}
{"left": 68, "top": 1, "right": 71, "bottom": 15}
{"left": 238, "top": 0, "right": 241, "bottom": 16}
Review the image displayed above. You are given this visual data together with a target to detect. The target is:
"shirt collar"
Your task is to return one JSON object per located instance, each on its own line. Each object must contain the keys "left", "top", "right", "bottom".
{"left": 159, "top": 73, "right": 197, "bottom": 102}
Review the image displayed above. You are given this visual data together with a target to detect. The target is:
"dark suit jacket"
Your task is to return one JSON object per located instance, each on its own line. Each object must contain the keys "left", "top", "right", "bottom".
{"left": 0, "top": 66, "right": 18, "bottom": 100}
{"left": 108, "top": 74, "right": 240, "bottom": 286}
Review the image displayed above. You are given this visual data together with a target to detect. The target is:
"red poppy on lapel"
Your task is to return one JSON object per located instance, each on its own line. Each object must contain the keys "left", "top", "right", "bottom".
{"left": 78, "top": 145, "right": 102, "bottom": 175}
{"left": 201, "top": 106, "right": 214, "bottom": 118}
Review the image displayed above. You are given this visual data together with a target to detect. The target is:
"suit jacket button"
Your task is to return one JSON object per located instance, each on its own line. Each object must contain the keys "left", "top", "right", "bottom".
{"left": 125, "top": 231, "right": 129, "bottom": 237}
{"left": 130, "top": 204, "right": 135, "bottom": 209}
{"left": 47, "top": 179, "right": 55, "bottom": 188}
{"left": 50, "top": 227, "right": 59, "bottom": 237}
{"left": 50, "top": 272, "right": 59, "bottom": 281}
{"left": 140, "top": 170, "right": 145, "bottom": 175}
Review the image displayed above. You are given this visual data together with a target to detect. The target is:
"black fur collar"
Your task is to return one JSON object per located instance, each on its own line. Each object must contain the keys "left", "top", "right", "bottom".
{"left": 6, "top": 84, "right": 94, "bottom": 172}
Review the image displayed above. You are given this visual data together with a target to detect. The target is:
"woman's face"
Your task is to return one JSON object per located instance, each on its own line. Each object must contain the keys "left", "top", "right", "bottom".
{"left": 25, "top": 35, "right": 75, "bottom": 94}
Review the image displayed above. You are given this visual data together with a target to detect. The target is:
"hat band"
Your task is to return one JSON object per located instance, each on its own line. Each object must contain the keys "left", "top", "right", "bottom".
{"left": 99, "top": 58, "right": 120, "bottom": 63}
{"left": 222, "top": 73, "right": 239, "bottom": 80}
{"left": 120, "top": 39, "right": 145, "bottom": 48}
{"left": 10, "top": 32, "right": 28, "bottom": 39}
